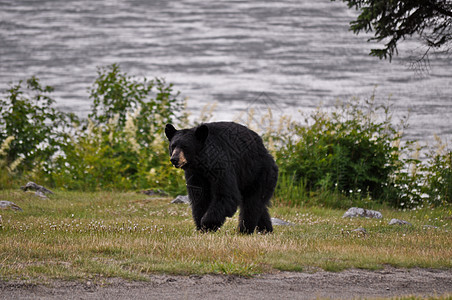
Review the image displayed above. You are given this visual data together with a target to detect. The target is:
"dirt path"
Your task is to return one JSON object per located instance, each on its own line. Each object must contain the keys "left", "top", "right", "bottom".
{"left": 1, "top": 268, "right": 451, "bottom": 299}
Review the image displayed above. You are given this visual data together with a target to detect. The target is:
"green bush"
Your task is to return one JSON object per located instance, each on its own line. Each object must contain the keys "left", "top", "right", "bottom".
{"left": 272, "top": 95, "right": 451, "bottom": 208}
{"left": 48, "top": 64, "right": 186, "bottom": 192}
{"left": 0, "top": 65, "right": 186, "bottom": 193}
{"left": 275, "top": 97, "right": 403, "bottom": 202}
{"left": 0, "top": 77, "right": 77, "bottom": 174}
{"left": 422, "top": 140, "right": 452, "bottom": 206}
{"left": 88, "top": 64, "right": 181, "bottom": 138}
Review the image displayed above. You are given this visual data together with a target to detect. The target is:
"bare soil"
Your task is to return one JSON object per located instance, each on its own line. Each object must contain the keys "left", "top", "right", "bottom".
{"left": 1, "top": 268, "right": 451, "bottom": 299}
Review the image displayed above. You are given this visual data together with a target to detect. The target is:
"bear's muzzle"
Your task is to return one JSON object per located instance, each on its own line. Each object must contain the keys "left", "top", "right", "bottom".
{"left": 170, "top": 147, "right": 188, "bottom": 168}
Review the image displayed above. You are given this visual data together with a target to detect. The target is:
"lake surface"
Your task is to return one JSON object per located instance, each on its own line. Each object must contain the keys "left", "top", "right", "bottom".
{"left": 1, "top": 0, "right": 451, "bottom": 145}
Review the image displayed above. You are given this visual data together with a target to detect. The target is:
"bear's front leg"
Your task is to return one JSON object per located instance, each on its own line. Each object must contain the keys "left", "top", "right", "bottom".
{"left": 200, "top": 181, "right": 239, "bottom": 232}
{"left": 185, "top": 172, "right": 211, "bottom": 231}
{"left": 200, "top": 210, "right": 226, "bottom": 232}
{"left": 187, "top": 184, "right": 210, "bottom": 231}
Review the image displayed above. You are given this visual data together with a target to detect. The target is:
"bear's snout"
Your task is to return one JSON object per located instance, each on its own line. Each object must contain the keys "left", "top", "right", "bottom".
{"left": 170, "top": 147, "right": 188, "bottom": 168}
{"left": 170, "top": 157, "right": 179, "bottom": 167}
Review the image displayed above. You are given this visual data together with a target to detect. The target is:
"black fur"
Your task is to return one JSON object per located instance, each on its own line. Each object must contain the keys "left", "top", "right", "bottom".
{"left": 165, "top": 122, "right": 278, "bottom": 234}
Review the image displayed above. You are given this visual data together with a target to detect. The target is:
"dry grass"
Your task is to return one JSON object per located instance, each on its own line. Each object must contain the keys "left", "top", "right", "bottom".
{"left": 0, "top": 190, "right": 451, "bottom": 281}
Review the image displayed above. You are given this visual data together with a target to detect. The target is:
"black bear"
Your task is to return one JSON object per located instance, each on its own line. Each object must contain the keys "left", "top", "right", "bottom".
{"left": 165, "top": 122, "right": 278, "bottom": 234}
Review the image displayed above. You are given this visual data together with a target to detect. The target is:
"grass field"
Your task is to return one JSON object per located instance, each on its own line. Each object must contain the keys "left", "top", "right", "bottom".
{"left": 0, "top": 189, "right": 451, "bottom": 281}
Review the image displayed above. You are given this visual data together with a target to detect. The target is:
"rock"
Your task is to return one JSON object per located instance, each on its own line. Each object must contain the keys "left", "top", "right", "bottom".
{"left": 141, "top": 189, "right": 169, "bottom": 197}
{"left": 342, "top": 227, "right": 367, "bottom": 237}
{"left": 351, "top": 227, "right": 367, "bottom": 234}
{"left": 271, "top": 217, "right": 295, "bottom": 226}
{"left": 342, "top": 207, "right": 382, "bottom": 219}
{"left": 0, "top": 200, "right": 23, "bottom": 211}
{"left": 171, "top": 195, "right": 190, "bottom": 204}
{"left": 35, "top": 190, "right": 49, "bottom": 199}
{"left": 388, "top": 219, "right": 412, "bottom": 226}
{"left": 351, "top": 227, "right": 367, "bottom": 236}
{"left": 20, "top": 182, "right": 53, "bottom": 196}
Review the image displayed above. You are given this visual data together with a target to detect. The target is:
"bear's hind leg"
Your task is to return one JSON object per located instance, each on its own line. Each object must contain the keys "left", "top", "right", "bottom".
{"left": 239, "top": 204, "right": 273, "bottom": 234}
{"left": 238, "top": 200, "right": 262, "bottom": 234}
{"left": 239, "top": 167, "right": 277, "bottom": 234}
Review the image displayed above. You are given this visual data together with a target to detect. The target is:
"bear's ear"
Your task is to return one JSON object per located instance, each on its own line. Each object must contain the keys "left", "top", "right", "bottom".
{"left": 195, "top": 124, "right": 209, "bottom": 143}
{"left": 165, "top": 124, "right": 177, "bottom": 141}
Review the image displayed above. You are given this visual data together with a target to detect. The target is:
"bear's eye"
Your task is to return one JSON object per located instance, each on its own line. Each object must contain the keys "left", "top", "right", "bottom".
{"left": 170, "top": 144, "right": 184, "bottom": 153}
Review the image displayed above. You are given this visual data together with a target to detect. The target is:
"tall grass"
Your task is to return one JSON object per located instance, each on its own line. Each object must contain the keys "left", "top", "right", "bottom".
{"left": 0, "top": 136, "right": 20, "bottom": 189}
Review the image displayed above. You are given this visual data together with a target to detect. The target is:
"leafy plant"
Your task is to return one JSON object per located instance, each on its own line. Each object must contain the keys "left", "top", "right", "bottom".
{"left": 49, "top": 64, "right": 186, "bottom": 192}
{"left": 0, "top": 77, "right": 77, "bottom": 174}
{"left": 422, "top": 138, "right": 452, "bottom": 205}
{"left": 275, "top": 96, "right": 405, "bottom": 203}
{"left": 0, "top": 65, "right": 186, "bottom": 192}
{"left": 88, "top": 64, "right": 181, "bottom": 144}
{"left": 237, "top": 93, "right": 450, "bottom": 208}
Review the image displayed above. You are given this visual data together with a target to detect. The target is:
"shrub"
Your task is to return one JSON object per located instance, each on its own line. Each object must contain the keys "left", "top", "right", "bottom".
{"left": 233, "top": 93, "right": 450, "bottom": 208}
{"left": 273, "top": 94, "right": 449, "bottom": 208}
{"left": 0, "top": 77, "right": 77, "bottom": 175}
{"left": 0, "top": 65, "right": 186, "bottom": 193}
{"left": 275, "top": 96, "right": 404, "bottom": 202}
{"left": 48, "top": 64, "right": 186, "bottom": 192}
{"left": 88, "top": 64, "right": 182, "bottom": 140}
{"left": 422, "top": 138, "right": 452, "bottom": 206}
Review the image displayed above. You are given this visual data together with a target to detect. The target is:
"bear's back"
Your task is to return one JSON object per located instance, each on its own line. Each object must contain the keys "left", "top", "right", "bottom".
{"left": 197, "top": 122, "right": 270, "bottom": 166}
{"left": 205, "top": 122, "right": 262, "bottom": 150}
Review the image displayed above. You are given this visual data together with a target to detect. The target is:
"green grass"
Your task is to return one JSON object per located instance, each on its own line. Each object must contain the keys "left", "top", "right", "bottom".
{"left": 0, "top": 190, "right": 451, "bottom": 281}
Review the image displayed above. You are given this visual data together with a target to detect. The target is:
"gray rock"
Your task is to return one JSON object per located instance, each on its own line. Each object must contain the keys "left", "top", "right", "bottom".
{"left": 0, "top": 200, "right": 23, "bottom": 211}
{"left": 271, "top": 217, "right": 295, "bottom": 226}
{"left": 35, "top": 190, "right": 48, "bottom": 199}
{"left": 171, "top": 195, "right": 190, "bottom": 204}
{"left": 388, "top": 219, "right": 412, "bottom": 226}
{"left": 342, "top": 207, "right": 382, "bottom": 219}
{"left": 141, "top": 189, "right": 168, "bottom": 197}
{"left": 342, "top": 227, "right": 367, "bottom": 236}
{"left": 21, "top": 181, "right": 53, "bottom": 196}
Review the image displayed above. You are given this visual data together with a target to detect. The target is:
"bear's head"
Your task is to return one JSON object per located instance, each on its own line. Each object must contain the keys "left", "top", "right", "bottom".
{"left": 165, "top": 124, "right": 208, "bottom": 169}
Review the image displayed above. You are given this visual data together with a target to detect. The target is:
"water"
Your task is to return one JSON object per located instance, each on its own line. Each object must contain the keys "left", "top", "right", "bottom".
{"left": 1, "top": 0, "right": 451, "bottom": 145}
